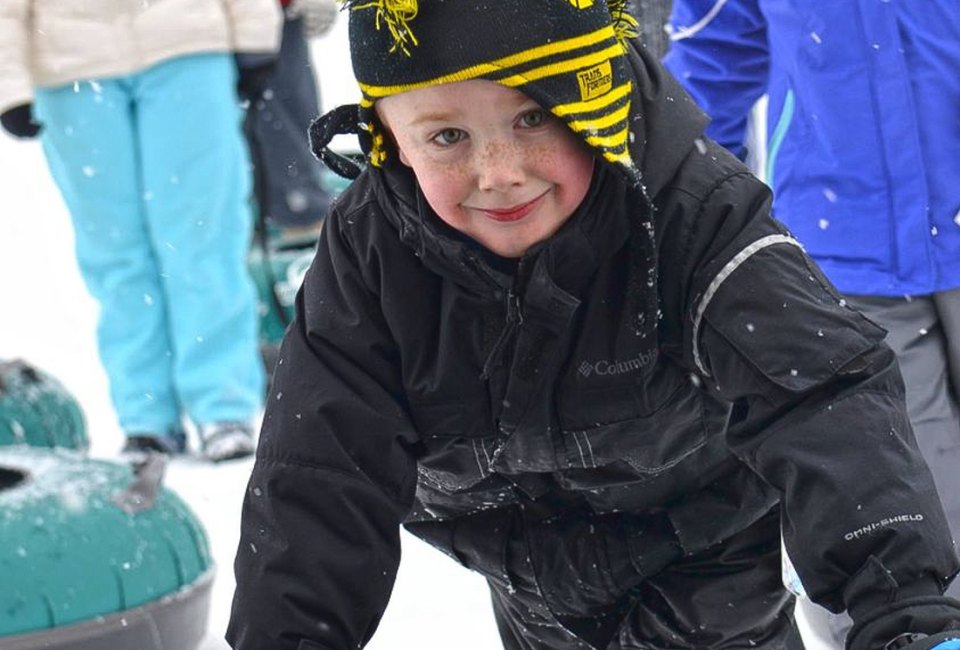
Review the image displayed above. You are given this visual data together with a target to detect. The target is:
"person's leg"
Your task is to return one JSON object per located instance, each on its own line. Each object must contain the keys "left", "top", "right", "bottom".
{"left": 409, "top": 506, "right": 620, "bottom": 650}
{"left": 489, "top": 582, "right": 599, "bottom": 650}
{"left": 926, "top": 287, "right": 960, "bottom": 578}
{"left": 488, "top": 508, "right": 797, "bottom": 650}
{"left": 615, "top": 509, "right": 796, "bottom": 649}
{"left": 249, "top": 15, "right": 330, "bottom": 232}
{"left": 797, "top": 292, "right": 960, "bottom": 648}
{"left": 33, "top": 80, "right": 182, "bottom": 436}
{"left": 133, "top": 53, "right": 265, "bottom": 430}
{"left": 933, "top": 287, "right": 960, "bottom": 408}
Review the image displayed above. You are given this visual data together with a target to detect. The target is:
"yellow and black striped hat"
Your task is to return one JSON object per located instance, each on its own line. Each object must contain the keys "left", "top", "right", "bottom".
{"left": 340, "top": 0, "right": 640, "bottom": 183}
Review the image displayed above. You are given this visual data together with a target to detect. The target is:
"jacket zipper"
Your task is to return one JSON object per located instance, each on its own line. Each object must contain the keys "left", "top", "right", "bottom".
{"left": 480, "top": 289, "right": 523, "bottom": 380}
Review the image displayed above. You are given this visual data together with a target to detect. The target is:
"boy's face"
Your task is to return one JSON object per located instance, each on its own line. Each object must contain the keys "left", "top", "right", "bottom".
{"left": 376, "top": 80, "right": 595, "bottom": 259}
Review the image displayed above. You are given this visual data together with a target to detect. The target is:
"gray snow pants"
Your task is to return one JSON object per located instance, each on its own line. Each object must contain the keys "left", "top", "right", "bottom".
{"left": 797, "top": 287, "right": 960, "bottom": 648}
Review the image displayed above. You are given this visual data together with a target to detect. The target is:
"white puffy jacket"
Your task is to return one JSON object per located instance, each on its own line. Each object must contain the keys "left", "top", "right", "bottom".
{"left": 0, "top": 0, "right": 282, "bottom": 113}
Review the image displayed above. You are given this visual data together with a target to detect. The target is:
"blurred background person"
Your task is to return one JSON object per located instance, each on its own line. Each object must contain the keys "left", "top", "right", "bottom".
{"left": 663, "top": 1, "right": 960, "bottom": 646}
{"left": 0, "top": 0, "right": 282, "bottom": 462}
{"left": 630, "top": 0, "right": 674, "bottom": 59}
{"left": 245, "top": 0, "right": 339, "bottom": 241}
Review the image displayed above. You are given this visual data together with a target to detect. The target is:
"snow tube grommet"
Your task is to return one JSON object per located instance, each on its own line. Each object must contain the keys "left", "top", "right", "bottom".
{"left": 0, "top": 447, "right": 214, "bottom": 650}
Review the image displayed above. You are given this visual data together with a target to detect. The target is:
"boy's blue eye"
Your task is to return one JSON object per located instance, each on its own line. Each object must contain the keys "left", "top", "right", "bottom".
{"left": 520, "top": 110, "right": 547, "bottom": 128}
{"left": 433, "top": 128, "right": 465, "bottom": 145}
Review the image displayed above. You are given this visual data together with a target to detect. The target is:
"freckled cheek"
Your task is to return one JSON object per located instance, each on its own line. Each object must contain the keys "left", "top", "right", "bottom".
{"left": 417, "top": 162, "right": 474, "bottom": 218}
{"left": 526, "top": 142, "right": 558, "bottom": 167}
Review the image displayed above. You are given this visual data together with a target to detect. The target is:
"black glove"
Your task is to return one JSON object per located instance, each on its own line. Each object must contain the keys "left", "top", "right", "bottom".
{"left": 234, "top": 53, "right": 276, "bottom": 103}
{"left": 848, "top": 595, "right": 960, "bottom": 650}
{"left": 1, "top": 103, "right": 42, "bottom": 139}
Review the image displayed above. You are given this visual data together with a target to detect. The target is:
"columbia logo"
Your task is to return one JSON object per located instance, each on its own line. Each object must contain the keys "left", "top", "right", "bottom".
{"left": 577, "top": 350, "right": 656, "bottom": 379}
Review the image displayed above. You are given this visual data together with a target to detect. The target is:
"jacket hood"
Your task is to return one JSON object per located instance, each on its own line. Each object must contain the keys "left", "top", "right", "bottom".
{"left": 621, "top": 40, "right": 711, "bottom": 200}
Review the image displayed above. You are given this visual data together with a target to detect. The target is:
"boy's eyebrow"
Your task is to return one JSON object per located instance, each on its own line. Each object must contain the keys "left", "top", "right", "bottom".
{"left": 407, "top": 102, "right": 537, "bottom": 127}
{"left": 408, "top": 111, "right": 460, "bottom": 127}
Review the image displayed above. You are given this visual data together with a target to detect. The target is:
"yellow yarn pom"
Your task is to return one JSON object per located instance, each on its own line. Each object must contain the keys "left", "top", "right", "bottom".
{"left": 606, "top": 0, "right": 639, "bottom": 47}
{"left": 343, "top": 0, "right": 419, "bottom": 55}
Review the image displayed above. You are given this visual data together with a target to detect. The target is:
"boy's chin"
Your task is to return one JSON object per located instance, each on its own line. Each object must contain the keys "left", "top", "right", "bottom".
{"left": 478, "top": 237, "right": 530, "bottom": 259}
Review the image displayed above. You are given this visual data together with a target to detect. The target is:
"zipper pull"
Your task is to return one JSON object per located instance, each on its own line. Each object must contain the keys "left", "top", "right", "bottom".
{"left": 507, "top": 290, "right": 523, "bottom": 325}
{"left": 480, "top": 291, "right": 523, "bottom": 380}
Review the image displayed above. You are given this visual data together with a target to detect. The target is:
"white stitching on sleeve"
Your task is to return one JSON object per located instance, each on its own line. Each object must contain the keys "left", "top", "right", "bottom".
{"left": 692, "top": 234, "right": 804, "bottom": 376}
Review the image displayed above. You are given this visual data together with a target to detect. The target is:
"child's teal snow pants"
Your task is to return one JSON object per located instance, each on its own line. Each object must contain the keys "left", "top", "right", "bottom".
{"left": 34, "top": 53, "right": 264, "bottom": 436}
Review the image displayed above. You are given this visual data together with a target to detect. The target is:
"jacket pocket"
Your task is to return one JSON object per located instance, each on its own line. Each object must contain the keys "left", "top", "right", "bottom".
{"left": 555, "top": 383, "right": 733, "bottom": 514}
{"left": 556, "top": 363, "right": 717, "bottom": 479}
{"left": 408, "top": 398, "right": 494, "bottom": 494}
{"left": 702, "top": 236, "right": 886, "bottom": 393}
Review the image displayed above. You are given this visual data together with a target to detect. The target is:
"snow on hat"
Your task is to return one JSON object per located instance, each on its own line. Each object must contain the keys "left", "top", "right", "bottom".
{"left": 338, "top": 0, "right": 640, "bottom": 183}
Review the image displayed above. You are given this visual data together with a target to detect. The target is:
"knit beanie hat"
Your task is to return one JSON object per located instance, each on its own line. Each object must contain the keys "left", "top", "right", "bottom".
{"left": 335, "top": 0, "right": 641, "bottom": 184}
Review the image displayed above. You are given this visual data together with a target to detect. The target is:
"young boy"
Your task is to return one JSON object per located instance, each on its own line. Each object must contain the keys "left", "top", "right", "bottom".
{"left": 227, "top": 2, "right": 960, "bottom": 649}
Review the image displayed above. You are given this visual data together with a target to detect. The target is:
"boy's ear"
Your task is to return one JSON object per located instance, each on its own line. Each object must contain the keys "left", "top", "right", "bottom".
{"left": 372, "top": 104, "right": 411, "bottom": 168}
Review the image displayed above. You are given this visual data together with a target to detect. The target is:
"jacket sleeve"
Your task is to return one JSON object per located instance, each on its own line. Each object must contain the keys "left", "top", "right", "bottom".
{"left": 221, "top": 0, "right": 282, "bottom": 53}
{"left": 227, "top": 205, "right": 420, "bottom": 650}
{"left": 663, "top": 0, "right": 769, "bottom": 159}
{"left": 0, "top": 0, "right": 33, "bottom": 113}
{"left": 657, "top": 143, "right": 960, "bottom": 626}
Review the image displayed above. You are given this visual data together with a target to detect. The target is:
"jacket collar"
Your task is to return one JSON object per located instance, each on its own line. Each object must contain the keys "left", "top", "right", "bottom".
{"left": 622, "top": 40, "right": 710, "bottom": 200}
{"left": 372, "top": 160, "right": 632, "bottom": 303}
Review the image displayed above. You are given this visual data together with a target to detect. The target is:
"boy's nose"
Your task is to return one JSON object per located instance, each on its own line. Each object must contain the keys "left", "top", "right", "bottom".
{"left": 476, "top": 140, "right": 526, "bottom": 191}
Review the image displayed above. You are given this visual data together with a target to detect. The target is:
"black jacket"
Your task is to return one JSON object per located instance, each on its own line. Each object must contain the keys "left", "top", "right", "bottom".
{"left": 228, "top": 44, "right": 960, "bottom": 650}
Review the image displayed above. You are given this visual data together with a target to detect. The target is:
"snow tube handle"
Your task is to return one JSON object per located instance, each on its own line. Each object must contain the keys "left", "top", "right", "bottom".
{"left": 112, "top": 453, "right": 167, "bottom": 514}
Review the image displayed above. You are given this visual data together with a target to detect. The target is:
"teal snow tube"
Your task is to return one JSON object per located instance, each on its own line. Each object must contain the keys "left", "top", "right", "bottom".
{"left": 248, "top": 233, "right": 316, "bottom": 347}
{"left": 0, "top": 447, "right": 214, "bottom": 650}
{"left": 0, "top": 359, "right": 87, "bottom": 450}
{"left": 248, "top": 167, "right": 354, "bottom": 360}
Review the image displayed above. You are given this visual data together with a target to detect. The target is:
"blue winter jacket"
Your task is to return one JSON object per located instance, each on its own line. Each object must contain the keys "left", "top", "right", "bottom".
{"left": 663, "top": 0, "right": 960, "bottom": 296}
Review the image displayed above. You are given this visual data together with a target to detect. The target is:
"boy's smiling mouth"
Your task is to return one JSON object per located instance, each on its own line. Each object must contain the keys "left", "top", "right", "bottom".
{"left": 473, "top": 190, "right": 550, "bottom": 223}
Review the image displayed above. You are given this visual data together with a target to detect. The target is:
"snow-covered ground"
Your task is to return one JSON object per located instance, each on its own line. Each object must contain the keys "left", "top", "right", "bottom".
{"left": 0, "top": 18, "right": 827, "bottom": 650}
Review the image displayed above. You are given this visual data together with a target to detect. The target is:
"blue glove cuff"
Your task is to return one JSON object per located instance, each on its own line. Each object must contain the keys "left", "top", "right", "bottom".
{"left": 891, "top": 632, "right": 960, "bottom": 650}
